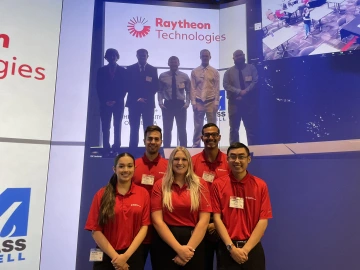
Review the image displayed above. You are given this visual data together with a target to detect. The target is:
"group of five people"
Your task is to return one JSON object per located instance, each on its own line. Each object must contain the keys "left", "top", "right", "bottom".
{"left": 85, "top": 124, "right": 272, "bottom": 270}
{"left": 96, "top": 48, "right": 258, "bottom": 152}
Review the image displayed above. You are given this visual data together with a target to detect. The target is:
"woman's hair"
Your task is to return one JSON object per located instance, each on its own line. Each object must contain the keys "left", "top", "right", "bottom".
{"left": 162, "top": 147, "right": 204, "bottom": 212}
{"left": 98, "top": 153, "right": 135, "bottom": 226}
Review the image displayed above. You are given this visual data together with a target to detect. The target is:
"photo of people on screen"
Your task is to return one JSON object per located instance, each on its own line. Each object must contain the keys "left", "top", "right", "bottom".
{"left": 126, "top": 49, "right": 159, "bottom": 148}
{"left": 158, "top": 56, "right": 190, "bottom": 148}
{"left": 223, "top": 50, "right": 258, "bottom": 146}
{"left": 262, "top": 0, "right": 360, "bottom": 59}
{"left": 191, "top": 49, "right": 220, "bottom": 148}
{"left": 96, "top": 48, "right": 126, "bottom": 155}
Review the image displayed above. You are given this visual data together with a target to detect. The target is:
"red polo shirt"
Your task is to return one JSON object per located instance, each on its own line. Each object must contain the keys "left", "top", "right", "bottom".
{"left": 151, "top": 178, "right": 212, "bottom": 227}
{"left": 132, "top": 153, "right": 168, "bottom": 194}
{"left": 132, "top": 153, "right": 168, "bottom": 244}
{"left": 211, "top": 172, "right": 272, "bottom": 240}
{"left": 85, "top": 183, "right": 151, "bottom": 250}
{"left": 192, "top": 150, "right": 229, "bottom": 189}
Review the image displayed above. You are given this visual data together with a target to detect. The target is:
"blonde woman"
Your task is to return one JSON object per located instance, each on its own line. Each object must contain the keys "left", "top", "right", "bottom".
{"left": 85, "top": 153, "right": 150, "bottom": 270}
{"left": 151, "top": 147, "right": 212, "bottom": 270}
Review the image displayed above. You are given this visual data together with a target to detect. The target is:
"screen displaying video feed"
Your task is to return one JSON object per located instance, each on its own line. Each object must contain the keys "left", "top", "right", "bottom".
{"left": 88, "top": 1, "right": 248, "bottom": 152}
{"left": 261, "top": 0, "right": 360, "bottom": 60}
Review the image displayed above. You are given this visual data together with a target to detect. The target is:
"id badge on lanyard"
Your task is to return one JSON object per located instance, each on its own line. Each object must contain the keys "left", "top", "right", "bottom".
{"left": 89, "top": 248, "right": 103, "bottom": 262}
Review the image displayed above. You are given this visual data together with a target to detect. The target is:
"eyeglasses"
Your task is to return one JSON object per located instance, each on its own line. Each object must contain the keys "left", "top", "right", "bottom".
{"left": 202, "top": 133, "right": 219, "bottom": 138}
{"left": 228, "top": 155, "right": 249, "bottom": 161}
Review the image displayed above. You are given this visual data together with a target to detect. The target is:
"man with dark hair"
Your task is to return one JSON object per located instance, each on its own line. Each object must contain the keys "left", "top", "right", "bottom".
{"left": 191, "top": 123, "right": 229, "bottom": 270}
{"left": 223, "top": 50, "right": 258, "bottom": 145}
{"left": 158, "top": 56, "right": 190, "bottom": 147}
{"left": 126, "top": 49, "right": 159, "bottom": 148}
{"left": 96, "top": 48, "right": 126, "bottom": 154}
{"left": 211, "top": 142, "right": 272, "bottom": 270}
{"left": 132, "top": 125, "right": 168, "bottom": 269}
{"left": 191, "top": 49, "right": 220, "bottom": 147}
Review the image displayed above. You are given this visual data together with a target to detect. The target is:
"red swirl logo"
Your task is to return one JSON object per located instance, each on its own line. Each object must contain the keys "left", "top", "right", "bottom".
{"left": 127, "top": 17, "right": 151, "bottom": 38}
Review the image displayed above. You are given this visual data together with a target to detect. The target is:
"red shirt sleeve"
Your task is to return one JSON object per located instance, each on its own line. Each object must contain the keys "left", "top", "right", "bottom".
{"left": 210, "top": 181, "right": 222, "bottom": 214}
{"left": 85, "top": 189, "right": 104, "bottom": 231}
{"left": 151, "top": 179, "right": 163, "bottom": 212}
{"left": 142, "top": 190, "right": 152, "bottom": 226}
{"left": 260, "top": 183, "right": 273, "bottom": 219}
{"left": 199, "top": 179, "right": 212, "bottom": 213}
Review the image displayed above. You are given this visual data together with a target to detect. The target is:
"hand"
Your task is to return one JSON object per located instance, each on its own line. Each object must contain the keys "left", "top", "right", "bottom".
{"left": 207, "top": 223, "right": 216, "bottom": 234}
{"left": 230, "top": 247, "right": 248, "bottom": 264}
{"left": 159, "top": 104, "right": 167, "bottom": 109}
{"left": 111, "top": 254, "right": 128, "bottom": 270}
{"left": 239, "top": 90, "right": 248, "bottom": 97}
{"left": 106, "top": 101, "right": 116, "bottom": 106}
{"left": 176, "top": 245, "right": 194, "bottom": 262}
{"left": 173, "top": 255, "right": 187, "bottom": 266}
{"left": 137, "top": 98, "right": 147, "bottom": 103}
{"left": 192, "top": 104, "right": 198, "bottom": 112}
{"left": 182, "top": 103, "right": 189, "bottom": 109}
{"left": 114, "top": 263, "right": 129, "bottom": 270}
{"left": 236, "top": 96, "right": 243, "bottom": 101}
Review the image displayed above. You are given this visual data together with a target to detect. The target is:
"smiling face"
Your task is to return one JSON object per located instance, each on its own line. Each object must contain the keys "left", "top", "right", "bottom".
{"left": 172, "top": 150, "right": 189, "bottom": 177}
{"left": 144, "top": 130, "right": 162, "bottom": 156}
{"left": 201, "top": 126, "right": 221, "bottom": 150}
{"left": 113, "top": 155, "right": 135, "bottom": 183}
{"left": 227, "top": 147, "right": 251, "bottom": 176}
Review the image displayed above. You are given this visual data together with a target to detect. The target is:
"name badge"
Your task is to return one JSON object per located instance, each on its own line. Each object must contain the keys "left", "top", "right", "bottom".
{"left": 202, "top": 171, "right": 215, "bottom": 183}
{"left": 141, "top": 174, "right": 155, "bottom": 185}
{"left": 245, "top": 76, "right": 252, "bottom": 82}
{"left": 229, "top": 196, "right": 244, "bottom": 209}
{"left": 146, "top": 76, "right": 152, "bottom": 82}
{"left": 89, "top": 248, "right": 103, "bottom": 262}
{"left": 179, "top": 82, "right": 185, "bottom": 89}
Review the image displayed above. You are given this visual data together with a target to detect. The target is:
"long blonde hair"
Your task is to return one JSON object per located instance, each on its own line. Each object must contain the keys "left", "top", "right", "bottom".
{"left": 162, "top": 147, "right": 204, "bottom": 212}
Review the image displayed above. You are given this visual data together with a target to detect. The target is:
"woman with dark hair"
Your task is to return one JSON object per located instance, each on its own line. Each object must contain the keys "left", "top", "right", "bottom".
{"left": 151, "top": 147, "right": 212, "bottom": 270}
{"left": 85, "top": 153, "right": 151, "bottom": 270}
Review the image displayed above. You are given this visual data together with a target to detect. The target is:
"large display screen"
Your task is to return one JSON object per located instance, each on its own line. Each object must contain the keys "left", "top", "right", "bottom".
{"left": 261, "top": 0, "right": 360, "bottom": 60}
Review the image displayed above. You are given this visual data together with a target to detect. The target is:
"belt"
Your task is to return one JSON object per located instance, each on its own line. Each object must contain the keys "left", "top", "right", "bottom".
{"left": 232, "top": 240, "right": 247, "bottom": 248}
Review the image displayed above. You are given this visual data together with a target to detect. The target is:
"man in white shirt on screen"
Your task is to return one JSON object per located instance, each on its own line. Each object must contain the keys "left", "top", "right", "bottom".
{"left": 191, "top": 49, "right": 220, "bottom": 148}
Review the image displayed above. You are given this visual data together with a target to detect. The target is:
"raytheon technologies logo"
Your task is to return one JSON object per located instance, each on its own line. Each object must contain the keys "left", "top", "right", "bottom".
{"left": 127, "top": 17, "right": 151, "bottom": 38}
{"left": 0, "top": 188, "right": 31, "bottom": 264}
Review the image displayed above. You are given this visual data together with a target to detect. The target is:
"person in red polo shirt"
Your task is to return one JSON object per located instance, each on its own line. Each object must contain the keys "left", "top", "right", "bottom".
{"left": 192, "top": 123, "right": 229, "bottom": 270}
{"left": 85, "top": 153, "right": 151, "bottom": 270}
{"left": 151, "top": 147, "right": 212, "bottom": 270}
{"left": 132, "top": 125, "right": 168, "bottom": 268}
{"left": 211, "top": 142, "right": 272, "bottom": 270}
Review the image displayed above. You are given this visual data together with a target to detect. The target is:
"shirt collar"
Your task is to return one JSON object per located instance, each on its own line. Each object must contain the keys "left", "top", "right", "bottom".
{"left": 115, "top": 182, "right": 136, "bottom": 196}
{"left": 201, "top": 149, "right": 222, "bottom": 164}
{"left": 138, "top": 62, "right": 148, "bottom": 69}
{"left": 230, "top": 170, "right": 250, "bottom": 184}
{"left": 142, "top": 153, "right": 161, "bottom": 164}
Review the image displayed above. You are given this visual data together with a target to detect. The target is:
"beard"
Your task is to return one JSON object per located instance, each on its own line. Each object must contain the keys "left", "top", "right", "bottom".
{"left": 235, "top": 58, "right": 246, "bottom": 65}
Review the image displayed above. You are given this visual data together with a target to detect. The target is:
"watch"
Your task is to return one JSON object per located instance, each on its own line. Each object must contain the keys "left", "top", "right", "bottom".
{"left": 226, "top": 243, "right": 234, "bottom": 252}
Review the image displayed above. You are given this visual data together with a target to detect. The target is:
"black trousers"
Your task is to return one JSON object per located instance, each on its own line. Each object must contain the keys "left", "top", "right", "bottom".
{"left": 228, "top": 100, "right": 257, "bottom": 146}
{"left": 151, "top": 226, "right": 205, "bottom": 270}
{"left": 162, "top": 100, "right": 187, "bottom": 147}
{"left": 217, "top": 242, "right": 265, "bottom": 270}
{"left": 128, "top": 105, "right": 154, "bottom": 148}
{"left": 100, "top": 102, "right": 124, "bottom": 149}
{"left": 93, "top": 244, "right": 145, "bottom": 270}
{"left": 204, "top": 232, "right": 220, "bottom": 270}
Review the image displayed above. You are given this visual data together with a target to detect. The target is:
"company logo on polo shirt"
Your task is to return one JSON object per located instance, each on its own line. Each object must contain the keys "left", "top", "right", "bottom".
{"left": 245, "top": 196, "right": 256, "bottom": 200}
{"left": 127, "top": 17, "right": 151, "bottom": 38}
{"left": 0, "top": 188, "right": 30, "bottom": 264}
{"left": 131, "top": 204, "right": 141, "bottom": 207}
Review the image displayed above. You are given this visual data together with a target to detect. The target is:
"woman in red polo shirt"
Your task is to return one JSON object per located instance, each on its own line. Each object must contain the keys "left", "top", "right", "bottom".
{"left": 85, "top": 153, "right": 151, "bottom": 270}
{"left": 151, "top": 147, "right": 212, "bottom": 270}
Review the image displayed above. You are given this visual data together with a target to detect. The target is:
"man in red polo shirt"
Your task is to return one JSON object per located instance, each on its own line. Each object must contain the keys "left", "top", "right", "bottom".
{"left": 192, "top": 123, "right": 229, "bottom": 270}
{"left": 132, "top": 125, "right": 168, "bottom": 268}
{"left": 211, "top": 142, "right": 272, "bottom": 270}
